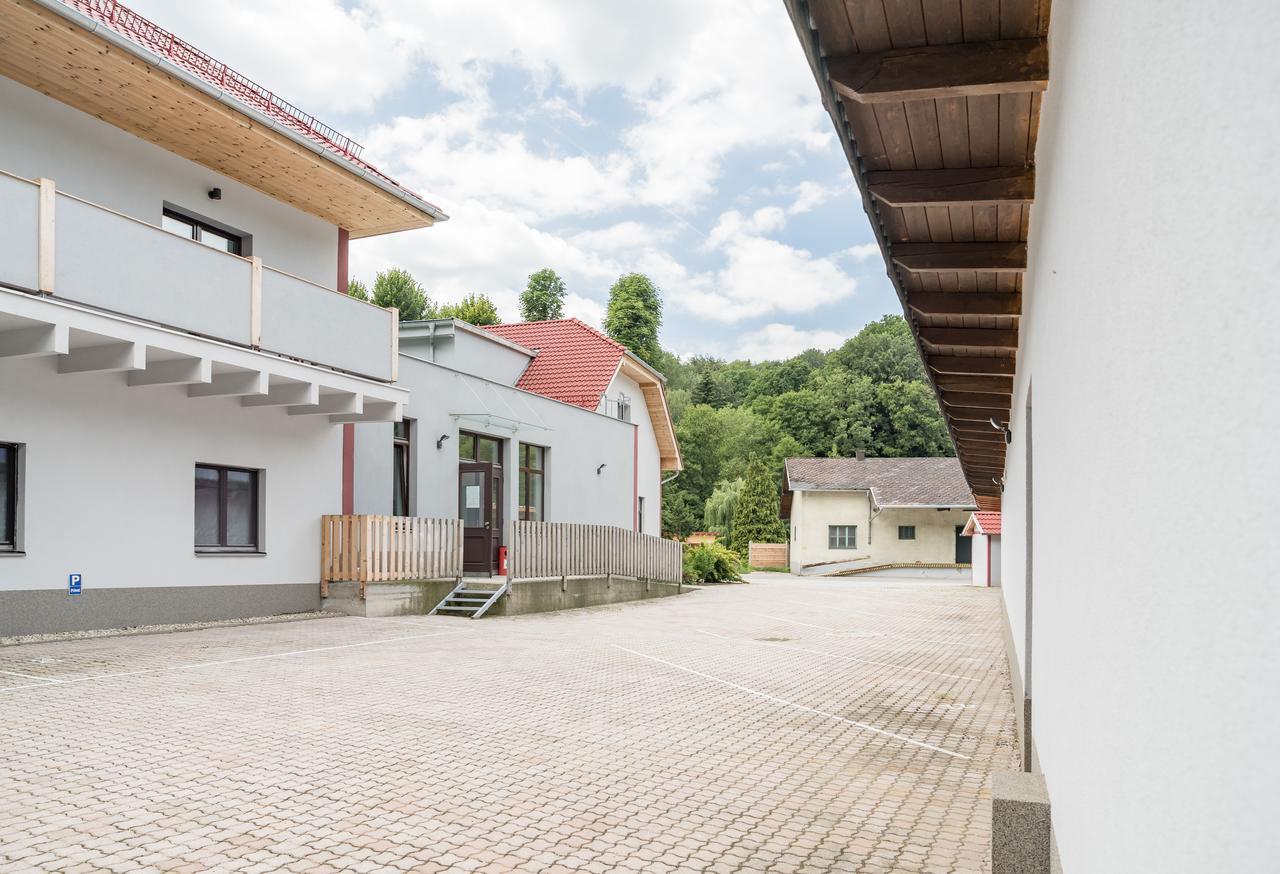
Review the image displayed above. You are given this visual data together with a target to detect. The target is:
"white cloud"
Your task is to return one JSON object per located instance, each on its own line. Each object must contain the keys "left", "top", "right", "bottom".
{"left": 564, "top": 293, "right": 606, "bottom": 328}
{"left": 732, "top": 323, "right": 848, "bottom": 361}
{"left": 842, "top": 242, "right": 883, "bottom": 262}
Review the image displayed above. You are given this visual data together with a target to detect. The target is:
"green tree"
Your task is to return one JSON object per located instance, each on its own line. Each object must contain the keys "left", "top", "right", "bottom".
{"left": 372, "top": 268, "right": 430, "bottom": 321}
{"left": 437, "top": 293, "right": 502, "bottom": 326}
{"left": 870, "top": 381, "right": 952, "bottom": 457}
{"left": 732, "top": 456, "right": 786, "bottom": 550}
{"left": 519, "top": 268, "right": 567, "bottom": 322}
{"left": 661, "top": 486, "right": 701, "bottom": 539}
{"left": 347, "top": 278, "right": 370, "bottom": 302}
{"left": 828, "top": 314, "right": 926, "bottom": 383}
{"left": 604, "top": 273, "right": 662, "bottom": 365}
{"left": 703, "top": 478, "right": 744, "bottom": 543}
{"left": 691, "top": 370, "right": 729, "bottom": 408}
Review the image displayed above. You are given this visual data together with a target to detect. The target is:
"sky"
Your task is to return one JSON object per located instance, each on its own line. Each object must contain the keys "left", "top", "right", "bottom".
{"left": 130, "top": 0, "right": 900, "bottom": 362}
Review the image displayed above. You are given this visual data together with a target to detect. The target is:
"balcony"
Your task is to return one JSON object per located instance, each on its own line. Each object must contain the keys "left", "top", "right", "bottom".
{"left": 0, "top": 170, "right": 398, "bottom": 382}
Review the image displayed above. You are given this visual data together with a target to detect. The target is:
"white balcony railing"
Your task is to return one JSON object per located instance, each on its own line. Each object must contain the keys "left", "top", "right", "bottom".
{"left": 0, "top": 171, "right": 397, "bottom": 382}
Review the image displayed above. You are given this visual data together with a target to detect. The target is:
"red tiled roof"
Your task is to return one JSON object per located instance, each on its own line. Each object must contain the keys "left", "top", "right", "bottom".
{"left": 968, "top": 512, "right": 1002, "bottom": 535}
{"left": 482, "top": 319, "right": 625, "bottom": 409}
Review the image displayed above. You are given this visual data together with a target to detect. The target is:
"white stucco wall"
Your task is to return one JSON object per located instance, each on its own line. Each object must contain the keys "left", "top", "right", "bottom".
{"left": 0, "top": 356, "right": 340, "bottom": 592}
{"left": 353, "top": 354, "right": 639, "bottom": 541}
{"left": 0, "top": 77, "right": 337, "bottom": 286}
{"left": 970, "top": 534, "right": 1001, "bottom": 587}
{"left": 790, "top": 490, "right": 970, "bottom": 568}
{"left": 398, "top": 324, "right": 533, "bottom": 387}
{"left": 999, "top": 2, "right": 1280, "bottom": 870}
{"left": 600, "top": 370, "right": 662, "bottom": 534}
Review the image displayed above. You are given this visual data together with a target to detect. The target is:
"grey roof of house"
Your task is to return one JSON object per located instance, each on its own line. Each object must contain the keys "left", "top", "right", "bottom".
{"left": 784, "top": 457, "right": 976, "bottom": 508}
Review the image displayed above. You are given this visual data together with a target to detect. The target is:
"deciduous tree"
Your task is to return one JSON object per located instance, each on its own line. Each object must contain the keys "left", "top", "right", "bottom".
{"left": 520, "top": 268, "right": 567, "bottom": 322}
{"left": 604, "top": 273, "right": 662, "bottom": 365}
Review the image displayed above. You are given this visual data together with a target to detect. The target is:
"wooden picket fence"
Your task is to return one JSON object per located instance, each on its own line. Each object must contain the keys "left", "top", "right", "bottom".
{"left": 320, "top": 515, "right": 463, "bottom": 597}
{"left": 511, "top": 521, "right": 683, "bottom": 584}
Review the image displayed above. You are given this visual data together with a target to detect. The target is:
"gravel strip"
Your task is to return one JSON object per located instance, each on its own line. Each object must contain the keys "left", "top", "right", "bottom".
{"left": 0, "top": 611, "right": 341, "bottom": 648}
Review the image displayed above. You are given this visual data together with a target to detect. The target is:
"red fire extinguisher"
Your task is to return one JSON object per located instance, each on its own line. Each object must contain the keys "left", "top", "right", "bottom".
{"left": 497, "top": 546, "right": 509, "bottom": 576}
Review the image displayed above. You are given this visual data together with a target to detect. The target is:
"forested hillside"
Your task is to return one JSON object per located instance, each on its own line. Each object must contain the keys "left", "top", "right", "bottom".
{"left": 654, "top": 314, "right": 953, "bottom": 538}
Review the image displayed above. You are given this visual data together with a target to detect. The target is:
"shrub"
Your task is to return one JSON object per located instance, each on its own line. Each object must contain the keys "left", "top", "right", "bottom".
{"left": 683, "top": 541, "right": 744, "bottom": 583}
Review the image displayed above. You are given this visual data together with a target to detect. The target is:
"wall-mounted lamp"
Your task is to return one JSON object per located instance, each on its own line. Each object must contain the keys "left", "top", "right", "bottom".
{"left": 992, "top": 476, "right": 1006, "bottom": 492}
{"left": 989, "top": 417, "right": 1013, "bottom": 445}
{"left": 596, "top": 463, "right": 608, "bottom": 475}
{"left": 207, "top": 187, "right": 222, "bottom": 200}
{"left": 436, "top": 434, "right": 451, "bottom": 450}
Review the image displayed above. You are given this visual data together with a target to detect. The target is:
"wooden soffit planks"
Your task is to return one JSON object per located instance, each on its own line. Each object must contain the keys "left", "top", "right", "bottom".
{"left": 0, "top": 0, "right": 436, "bottom": 237}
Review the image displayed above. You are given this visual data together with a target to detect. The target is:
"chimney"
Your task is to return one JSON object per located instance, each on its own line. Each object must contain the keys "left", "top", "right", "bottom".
{"left": 855, "top": 448, "right": 866, "bottom": 462}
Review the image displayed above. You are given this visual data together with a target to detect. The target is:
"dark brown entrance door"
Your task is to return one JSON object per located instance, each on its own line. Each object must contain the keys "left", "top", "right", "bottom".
{"left": 460, "top": 462, "right": 500, "bottom": 574}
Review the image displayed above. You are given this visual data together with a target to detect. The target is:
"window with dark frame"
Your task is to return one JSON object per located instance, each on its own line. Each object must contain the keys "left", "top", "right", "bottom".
{"left": 518, "top": 443, "right": 545, "bottom": 521}
{"left": 898, "top": 525, "right": 916, "bottom": 540}
{"left": 0, "top": 443, "right": 17, "bottom": 551}
{"left": 458, "top": 431, "right": 502, "bottom": 465}
{"left": 393, "top": 419, "right": 413, "bottom": 516}
{"left": 828, "top": 524, "right": 857, "bottom": 549}
{"left": 194, "top": 464, "right": 260, "bottom": 552}
{"left": 162, "top": 207, "right": 245, "bottom": 255}
{"left": 637, "top": 496, "right": 645, "bottom": 533}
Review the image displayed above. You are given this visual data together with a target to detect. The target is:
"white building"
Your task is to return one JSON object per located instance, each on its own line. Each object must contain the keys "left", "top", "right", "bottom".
{"left": 962, "top": 512, "right": 1002, "bottom": 588}
{"left": 0, "top": 0, "right": 442, "bottom": 635}
{"left": 349, "top": 318, "right": 681, "bottom": 577}
{"left": 783, "top": 456, "right": 975, "bottom": 574}
{"left": 789, "top": 0, "right": 1280, "bottom": 869}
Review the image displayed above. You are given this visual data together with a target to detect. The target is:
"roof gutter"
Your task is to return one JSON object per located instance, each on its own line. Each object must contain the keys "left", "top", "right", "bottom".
{"left": 34, "top": 0, "right": 449, "bottom": 225}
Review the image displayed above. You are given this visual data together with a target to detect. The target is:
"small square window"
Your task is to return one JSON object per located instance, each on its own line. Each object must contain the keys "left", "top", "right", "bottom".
{"left": 828, "top": 525, "right": 857, "bottom": 549}
{"left": 898, "top": 525, "right": 916, "bottom": 540}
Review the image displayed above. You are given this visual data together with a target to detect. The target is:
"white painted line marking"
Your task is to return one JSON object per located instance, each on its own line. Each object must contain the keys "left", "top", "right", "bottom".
{"left": 0, "top": 629, "right": 469, "bottom": 694}
{"left": 611, "top": 644, "right": 970, "bottom": 760}
{"left": 0, "top": 668, "right": 70, "bottom": 683}
{"left": 695, "top": 630, "right": 983, "bottom": 683}
{"left": 753, "top": 613, "right": 988, "bottom": 648}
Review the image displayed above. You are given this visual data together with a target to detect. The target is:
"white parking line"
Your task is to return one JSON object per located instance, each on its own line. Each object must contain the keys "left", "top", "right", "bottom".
{"left": 611, "top": 644, "right": 970, "bottom": 760}
{"left": 753, "top": 613, "right": 989, "bottom": 648}
{"left": 0, "top": 668, "right": 71, "bottom": 683}
{"left": 695, "top": 630, "right": 983, "bottom": 683}
{"left": 0, "top": 628, "right": 469, "bottom": 694}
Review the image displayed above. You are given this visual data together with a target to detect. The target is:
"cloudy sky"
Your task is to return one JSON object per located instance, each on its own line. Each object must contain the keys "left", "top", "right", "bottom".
{"left": 131, "top": 0, "right": 898, "bottom": 361}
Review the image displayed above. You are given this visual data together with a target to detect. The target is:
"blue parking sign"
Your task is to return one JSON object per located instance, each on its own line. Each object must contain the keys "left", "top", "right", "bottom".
{"left": 68, "top": 574, "right": 82, "bottom": 596}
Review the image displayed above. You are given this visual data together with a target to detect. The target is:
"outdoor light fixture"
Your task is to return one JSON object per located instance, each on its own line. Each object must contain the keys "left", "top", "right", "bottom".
{"left": 990, "top": 417, "right": 1013, "bottom": 445}
{"left": 207, "top": 187, "right": 222, "bottom": 200}
{"left": 436, "top": 434, "right": 450, "bottom": 449}
{"left": 596, "top": 463, "right": 607, "bottom": 475}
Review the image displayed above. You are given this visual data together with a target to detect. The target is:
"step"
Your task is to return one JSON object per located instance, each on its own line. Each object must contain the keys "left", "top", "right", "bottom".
{"left": 435, "top": 605, "right": 479, "bottom": 614}
{"left": 454, "top": 591, "right": 499, "bottom": 598}
{"left": 445, "top": 596, "right": 491, "bottom": 604}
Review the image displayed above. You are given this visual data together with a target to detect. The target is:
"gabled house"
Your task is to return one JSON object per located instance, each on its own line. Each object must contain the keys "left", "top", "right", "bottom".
{"left": 0, "top": 0, "right": 441, "bottom": 635}
{"left": 962, "top": 511, "right": 1002, "bottom": 588}
{"left": 349, "top": 318, "right": 681, "bottom": 577}
{"left": 783, "top": 455, "right": 976, "bottom": 574}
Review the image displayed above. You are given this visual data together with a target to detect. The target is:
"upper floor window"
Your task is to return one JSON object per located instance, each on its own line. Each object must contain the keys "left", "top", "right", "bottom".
{"left": 828, "top": 525, "right": 857, "bottom": 550}
{"left": 162, "top": 206, "right": 248, "bottom": 256}
{"left": 615, "top": 394, "right": 632, "bottom": 422}
{"left": 518, "top": 444, "right": 545, "bottom": 521}
{"left": 1, "top": 443, "right": 19, "bottom": 552}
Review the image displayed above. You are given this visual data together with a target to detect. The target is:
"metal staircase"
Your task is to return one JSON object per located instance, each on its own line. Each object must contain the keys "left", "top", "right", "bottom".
{"left": 429, "top": 578, "right": 508, "bottom": 619}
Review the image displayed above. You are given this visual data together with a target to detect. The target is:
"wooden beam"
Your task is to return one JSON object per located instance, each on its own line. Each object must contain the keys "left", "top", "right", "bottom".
{"left": 907, "top": 292, "right": 1021, "bottom": 316}
{"left": 928, "top": 356, "right": 1016, "bottom": 376}
{"left": 947, "top": 405, "right": 1011, "bottom": 422}
{"left": 893, "top": 242, "right": 1027, "bottom": 274}
{"left": 953, "top": 431, "right": 1008, "bottom": 445}
{"left": 919, "top": 327, "right": 1019, "bottom": 349}
{"left": 828, "top": 38, "right": 1048, "bottom": 104}
{"left": 935, "top": 374, "right": 1014, "bottom": 394}
{"left": 944, "top": 392, "right": 1012, "bottom": 409}
{"left": 867, "top": 167, "right": 1034, "bottom": 207}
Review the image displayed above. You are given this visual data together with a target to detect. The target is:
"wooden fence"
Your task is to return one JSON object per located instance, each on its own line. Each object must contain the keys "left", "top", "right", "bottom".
{"left": 747, "top": 541, "right": 790, "bottom": 569}
{"left": 320, "top": 515, "right": 463, "bottom": 597}
{"left": 511, "top": 521, "right": 683, "bottom": 584}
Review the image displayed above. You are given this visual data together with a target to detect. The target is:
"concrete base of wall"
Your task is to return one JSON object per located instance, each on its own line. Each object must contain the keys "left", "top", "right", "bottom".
{"left": 489, "top": 576, "right": 685, "bottom": 616}
{"left": 0, "top": 583, "right": 320, "bottom": 637}
{"left": 828, "top": 566, "right": 972, "bottom": 581}
{"left": 992, "top": 771, "right": 1053, "bottom": 874}
{"left": 321, "top": 579, "right": 458, "bottom": 617}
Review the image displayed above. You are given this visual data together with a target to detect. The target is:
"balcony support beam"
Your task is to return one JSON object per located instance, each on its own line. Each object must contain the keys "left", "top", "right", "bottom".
{"left": 0, "top": 323, "right": 69, "bottom": 359}
{"left": 58, "top": 341, "right": 145, "bottom": 374}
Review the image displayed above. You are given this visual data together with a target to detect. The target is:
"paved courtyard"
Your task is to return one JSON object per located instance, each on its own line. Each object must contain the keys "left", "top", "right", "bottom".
{"left": 0, "top": 574, "right": 1017, "bottom": 873}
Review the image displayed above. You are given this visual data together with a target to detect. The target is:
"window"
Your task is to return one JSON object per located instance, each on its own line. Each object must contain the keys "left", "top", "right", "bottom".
{"left": 616, "top": 395, "right": 632, "bottom": 422}
{"left": 898, "top": 525, "right": 916, "bottom": 540}
{"left": 459, "top": 431, "right": 502, "bottom": 465}
{"left": 518, "top": 443, "right": 545, "bottom": 521}
{"left": 195, "top": 464, "right": 260, "bottom": 552}
{"left": 393, "top": 419, "right": 414, "bottom": 516}
{"left": 637, "top": 496, "right": 645, "bottom": 533}
{"left": 0, "top": 443, "right": 18, "bottom": 551}
{"left": 828, "top": 525, "right": 857, "bottom": 550}
{"left": 162, "top": 206, "right": 247, "bottom": 255}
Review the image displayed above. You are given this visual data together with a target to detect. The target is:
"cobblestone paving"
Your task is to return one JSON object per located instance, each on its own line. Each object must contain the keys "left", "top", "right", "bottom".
{"left": 0, "top": 574, "right": 1017, "bottom": 873}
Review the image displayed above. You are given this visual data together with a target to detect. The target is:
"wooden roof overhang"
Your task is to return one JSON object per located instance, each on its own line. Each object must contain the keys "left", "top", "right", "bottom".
{"left": 618, "top": 355, "right": 683, "bottom": 472}
{"left": 785, "top": 0, "right": 1051, "bottom": 511}
{"left": 0, "top": 0, "right": 447, "bottom": 237}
